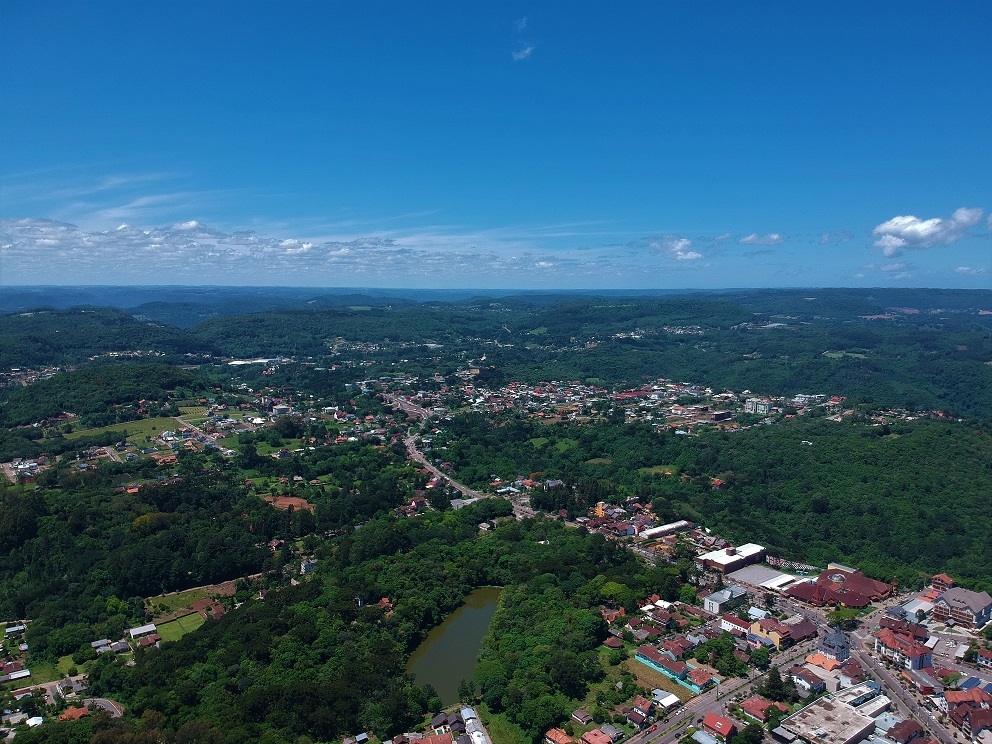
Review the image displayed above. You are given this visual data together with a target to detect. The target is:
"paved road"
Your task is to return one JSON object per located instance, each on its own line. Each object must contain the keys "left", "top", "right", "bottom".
{"left": 401, "top": 434, "right": 537, "bottom": 520}
{"left": 626, "top": 640, "right": 820, "bottom": 744}
{"left": 85, "top": 697, "right": 124, "bottom": 718}
{"left": 850, "top": 644, "right": 953, "bottom": 744}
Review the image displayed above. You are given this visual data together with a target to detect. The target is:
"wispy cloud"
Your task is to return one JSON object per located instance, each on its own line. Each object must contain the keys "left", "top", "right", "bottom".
{"left": 511, "top": 15, "right": 534, "bottom": 61}
{"left": 739, "top": 232, "right": 785, "bottom": 246}
{"left": 0, "top": 218, "right": 717, "bottom": 287}
{"left": 872, "top": 207, "right": 984, "bottom": 256}
{"left": 955, "top": 266, "right": 991, "bottom": 276}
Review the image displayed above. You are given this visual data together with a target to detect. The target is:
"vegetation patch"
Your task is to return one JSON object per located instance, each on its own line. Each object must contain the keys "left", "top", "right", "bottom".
{"left": 554, "top": 438, "right": 578, "bottom": 453}
{"left": 530, "top": 437, "right": 550, "bottom": 449}
{"left": 479, "top": 705, "right": 532, "bottom": 744}
{"left": 822, "top": 350, "right": 868, "bottom": 359}
{"left": 585, "top": 457, "right": 613, "bottom": 466}
{"left": 638, "top": 465, "right": 677, "bottom": 476}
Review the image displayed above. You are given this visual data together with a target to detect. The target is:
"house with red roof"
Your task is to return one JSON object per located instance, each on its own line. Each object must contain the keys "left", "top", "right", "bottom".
{"left": 701, "top": 712, "right": 737, "bottom": 742}
{"left": 59, "top": 707, "right": 89, "bottom": 721}
{"left": 721, "top": 614, "right": 751, "bottom": 636}
{"left": 977, "top": 647, "right": 992, "bottom": 670}
{"left": 739, "top": 695, "right": 789, "bottom": 722}
{"left": 545, "top": 728, "right": 576, "bottom": 744}
{"left": 581, "top": 730, "right": 612, "bottom": 744}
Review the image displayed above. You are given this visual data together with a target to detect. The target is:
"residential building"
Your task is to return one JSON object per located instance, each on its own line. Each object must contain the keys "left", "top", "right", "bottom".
{"left": 546, "top": 729, "right": 576, "bottom": 744}
{"left": 976, "top": 648, "right": 992, "bottom": 670}
{"left": 931, "top": 574, "right": 956, "bottom": 592}
{"left": 702, "top": 713, "right": 737, "bottom": 742}
{"left": 873, "top": 629, "right": 932, "bottom": 670}
{"left": 721, "top": 614, "right": 751, "bottom": 636}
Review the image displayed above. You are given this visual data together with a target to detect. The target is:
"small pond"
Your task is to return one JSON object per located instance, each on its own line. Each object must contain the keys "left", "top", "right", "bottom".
{"left": 405, "top": 587, "right": 502, "bottom": 705}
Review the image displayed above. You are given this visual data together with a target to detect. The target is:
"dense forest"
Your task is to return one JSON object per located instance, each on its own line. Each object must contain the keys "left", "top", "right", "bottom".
{"left": 431, "top": 413, "right": 992, "bottom": 590}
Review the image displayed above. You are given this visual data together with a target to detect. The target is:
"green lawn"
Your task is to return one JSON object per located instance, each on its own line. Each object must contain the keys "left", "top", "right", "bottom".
{"left": 157, "top": 613, "right": 206, "bottom": 643}
{"left": 586, "top": 458, "right": 613, "bottom": 465}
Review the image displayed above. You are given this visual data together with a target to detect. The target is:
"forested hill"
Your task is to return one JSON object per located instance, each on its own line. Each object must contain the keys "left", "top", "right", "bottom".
{"left": 0, "top": 308, "right": 214, "bottom": 368}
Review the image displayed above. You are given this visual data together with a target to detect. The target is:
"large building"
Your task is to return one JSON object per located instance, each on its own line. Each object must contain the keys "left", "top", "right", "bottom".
{"left": 778, "top": 684, "right": 884, "bottom": 744}
{"left": 695, "top": 544, "right": 766, "bottom": 575}
{"left": 931, "top": 587, "right": 992, "bottom": 630}
{"left": 873, "top": 628, "right": 932, "bottom": 670}
{"left": 784, "top": 565, "right": 892, "bottom": 609}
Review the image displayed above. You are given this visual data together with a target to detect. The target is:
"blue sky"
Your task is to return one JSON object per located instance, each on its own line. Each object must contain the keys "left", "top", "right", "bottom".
{"left": 2, "top": 2, "right": 990, "bottom": 289}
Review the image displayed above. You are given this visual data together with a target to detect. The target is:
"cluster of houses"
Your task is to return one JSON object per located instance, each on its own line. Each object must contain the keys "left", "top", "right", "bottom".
{"left": 547, "top": 710, "right": 636, "bottom": 744}
{"left": 378, "top": 375, "right": 850, "bottom": 434}
{"left": 380, "top": 706, "right": 491, "bottom": 744}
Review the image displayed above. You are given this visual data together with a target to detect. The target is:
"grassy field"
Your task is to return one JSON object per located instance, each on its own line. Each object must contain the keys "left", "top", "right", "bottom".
{"left": 178, "top": 406, "right": 208, "bottom": 416}
{"left": 25, "top": 659, "right": 60, "bottom": 684}
{"left": 146, "top": 588, "right": 208, "bottom": 617}
{"left": 157, "top": 613, "right": 206, "bottom": 643}
{"left": 255, "top": 439, "right": 303, "bottom": 456}
{"left": 624, "top": 657, "right": 694, "bottom": 702}
{"left": 585, "top": 457, "right": 613, "bottom": 465}
{"left": 65, "top": 416, "right": 178, "bottom": 443}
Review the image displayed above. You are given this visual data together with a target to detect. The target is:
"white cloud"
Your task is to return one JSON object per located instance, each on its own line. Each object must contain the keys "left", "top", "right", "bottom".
{"left": 739, "top": 232, "right": 784, "bottom": 246}
{"left": 881, "top": 262, "right": 908, "bottom": 273}
{"left": 871, "top": 207, "right": 984, "bottom": 256}
{"left": 646, "top": 236, "right": 703, "bottom": 261}
{"left": 516, "top": 17, "right": 527, "bottom": 31}
{"left": 955, "top": 266, "right": 991, "bottom": 276}
{"left": 512, "top": 45, "right": 534, "bottom": 61}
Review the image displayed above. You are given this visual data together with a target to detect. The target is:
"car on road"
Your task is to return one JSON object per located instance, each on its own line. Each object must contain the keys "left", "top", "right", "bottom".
{"left": 649, "top": 725, "right": 657, "bottom": 732}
